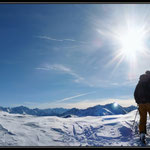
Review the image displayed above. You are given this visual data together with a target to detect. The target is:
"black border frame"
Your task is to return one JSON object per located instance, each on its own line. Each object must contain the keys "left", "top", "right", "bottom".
{"left": 0, "top": 0, "right": 149, "bottom": 149}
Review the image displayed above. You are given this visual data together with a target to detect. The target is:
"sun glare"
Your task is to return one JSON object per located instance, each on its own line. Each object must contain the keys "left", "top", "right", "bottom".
{"left": 113, "top": 102, "right": 118, "bottom": 108}
{"left": 96, "top": 10, "right": 150, "bottom": 80}
{"left": 117, "top": 26, "right": 146, "bottom": 61}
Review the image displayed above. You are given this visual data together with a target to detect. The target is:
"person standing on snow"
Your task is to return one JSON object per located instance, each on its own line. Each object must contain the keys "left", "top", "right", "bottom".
{"left": 134, "top": 70, "right": 150, "bottom": 143}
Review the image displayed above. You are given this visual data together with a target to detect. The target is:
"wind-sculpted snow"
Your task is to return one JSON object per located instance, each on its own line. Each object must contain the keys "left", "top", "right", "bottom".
{"left": 0, "top": 109, "right": 149, "bottom": 146}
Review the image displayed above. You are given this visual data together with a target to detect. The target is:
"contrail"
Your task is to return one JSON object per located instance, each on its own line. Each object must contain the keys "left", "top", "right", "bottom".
{"left": 58, "top": 91, "right": 96, "bottom": 103}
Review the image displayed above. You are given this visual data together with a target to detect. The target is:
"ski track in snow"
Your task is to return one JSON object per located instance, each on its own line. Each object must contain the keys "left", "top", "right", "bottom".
{"left": 0, "top": 110, "right": 150, "bottom": 147}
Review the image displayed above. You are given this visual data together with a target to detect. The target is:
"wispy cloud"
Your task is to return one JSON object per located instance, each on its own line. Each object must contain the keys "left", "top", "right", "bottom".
{"left": 36, "top": 64, "right": 84, "bottom": 83}
{"left": 36, "top": 63, "right": 137, "bottom": 88}
{"left": 36, "top": 35, "right": 87, "bottom": 44}
{"left": 57, "top": 91, "right": 96, "bottom": 103}
{"left": 37, "top": 35, "right": 63, "bottom": 41}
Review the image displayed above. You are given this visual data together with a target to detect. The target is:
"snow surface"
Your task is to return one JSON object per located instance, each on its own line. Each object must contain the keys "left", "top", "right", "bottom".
{"left": 0, "top": 109, "right": 150, "bottom": 147}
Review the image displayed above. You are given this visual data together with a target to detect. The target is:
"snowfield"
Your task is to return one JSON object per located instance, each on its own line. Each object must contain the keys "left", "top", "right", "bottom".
{"left": 0, "top": 109, "right": 149, "bottom": 147}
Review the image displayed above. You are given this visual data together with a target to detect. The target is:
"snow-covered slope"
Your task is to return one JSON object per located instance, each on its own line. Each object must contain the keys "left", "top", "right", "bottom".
{"left": 0, "top": 109, "right": 149, "bottom": 146}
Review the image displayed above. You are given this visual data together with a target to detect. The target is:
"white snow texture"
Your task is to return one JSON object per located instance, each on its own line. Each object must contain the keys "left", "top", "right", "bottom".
{"left": 0, "top": 109, "right": 149, "bottom": 147}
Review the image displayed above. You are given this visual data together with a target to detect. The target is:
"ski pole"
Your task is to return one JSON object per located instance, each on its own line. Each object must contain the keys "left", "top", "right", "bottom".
{"left": 132, "top": 107, "right": 139, "bottom": 130}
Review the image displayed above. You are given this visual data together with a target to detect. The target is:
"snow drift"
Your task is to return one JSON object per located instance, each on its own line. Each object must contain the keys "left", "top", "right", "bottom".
{"left": 0, "top": 107, "right": 149, "bottom": 146}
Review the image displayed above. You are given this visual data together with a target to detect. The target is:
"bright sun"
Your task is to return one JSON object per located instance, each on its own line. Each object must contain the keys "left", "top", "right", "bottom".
{"left": 117, "top": 26, "right": 146, "bottom": 61}
{"left": 98, "top": 21, "right": 150, "bottom": 79}
{"left": 95, "top": 6, "right": 150, "bottom": 80}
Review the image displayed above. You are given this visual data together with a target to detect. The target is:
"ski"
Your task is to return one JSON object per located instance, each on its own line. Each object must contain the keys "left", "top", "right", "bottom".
{"left": 139, "top": 133, "right": 147, "bottom": 146}
{"left": 138, "top": 141, "right": 147, "bottom": 147}
{"left": 140, "top": 140, "right": 147, "bottom": 146}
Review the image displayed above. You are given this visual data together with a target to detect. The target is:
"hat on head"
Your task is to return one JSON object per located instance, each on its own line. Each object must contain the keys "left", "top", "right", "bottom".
{"left": 140, "top": 74, "right": 148, "bottom": 82}
{"left": 145, "top": 70, "right": 150, "bottom": 75}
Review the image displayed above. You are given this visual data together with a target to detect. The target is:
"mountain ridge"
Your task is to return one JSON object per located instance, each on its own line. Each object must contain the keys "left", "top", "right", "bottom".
{"left": 0, "top": 103, "right": 137, "bottom": 117}
{"left": 60, "top": 103, "right": 137, "bottom": 117}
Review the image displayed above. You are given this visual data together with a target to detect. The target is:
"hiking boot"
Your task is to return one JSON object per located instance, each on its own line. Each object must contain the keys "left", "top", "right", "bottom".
{"left": 140, "top": 133, "right": 146, "bottom": 144}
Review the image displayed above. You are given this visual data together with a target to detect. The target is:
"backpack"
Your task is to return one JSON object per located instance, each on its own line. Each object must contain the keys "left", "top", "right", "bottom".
{"left": 144, "top": 79, "right": 150, "bottom": 101}
{"left": 134, "top": 81, "right": 147, "bottom": 104}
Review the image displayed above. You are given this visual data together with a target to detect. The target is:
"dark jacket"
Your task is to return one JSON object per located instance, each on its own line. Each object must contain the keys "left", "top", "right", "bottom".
{"left": 134, "top": 74, "right": 150, "bottom": 104}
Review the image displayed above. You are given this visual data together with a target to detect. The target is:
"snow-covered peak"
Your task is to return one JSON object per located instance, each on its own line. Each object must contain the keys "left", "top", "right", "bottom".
{"left": 0, "top": 104, "right": 137, "bottom": 117}
{"left": 60, "top": 103, "right": 137, "bottom": 117}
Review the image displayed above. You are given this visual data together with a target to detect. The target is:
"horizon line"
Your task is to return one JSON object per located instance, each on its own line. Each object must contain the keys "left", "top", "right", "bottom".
{"left": 0, "top": 102, "right": 137, "bottom": 110}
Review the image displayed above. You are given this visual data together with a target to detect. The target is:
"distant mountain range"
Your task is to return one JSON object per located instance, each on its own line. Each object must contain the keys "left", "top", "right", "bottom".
{"left": 60, "top": 103, "right": 137, "bottom": 118}
{"left": 0, "top": 103, "right": 137, "bottom": 117}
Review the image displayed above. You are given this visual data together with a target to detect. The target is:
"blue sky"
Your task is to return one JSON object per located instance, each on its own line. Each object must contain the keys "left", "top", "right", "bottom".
{"left": 1, "top": 4, "right": 150, "bottom": 109}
